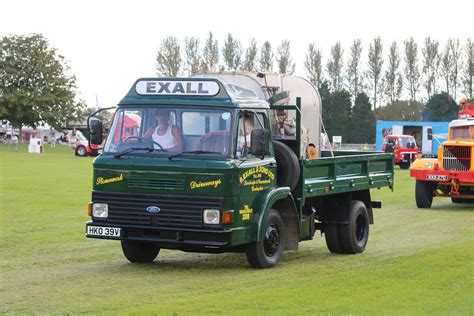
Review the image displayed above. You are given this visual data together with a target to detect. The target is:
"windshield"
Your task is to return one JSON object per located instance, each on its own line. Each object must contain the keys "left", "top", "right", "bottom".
{"left": 104, "top": 107, "right": 233, "bottom": 157}
{"left": 451, "top": 126, "right": 474, "bottom": 140}
{"left": 398, "top": 137, "right": 417, "bottom": 148}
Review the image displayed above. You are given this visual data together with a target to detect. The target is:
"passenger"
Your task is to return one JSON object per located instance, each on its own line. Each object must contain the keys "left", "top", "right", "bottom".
{"left": 238, "top": 114, "right": 255, "bottom": 151}
{"left": 144, "top": 110, "right": 182, "bottom": 151}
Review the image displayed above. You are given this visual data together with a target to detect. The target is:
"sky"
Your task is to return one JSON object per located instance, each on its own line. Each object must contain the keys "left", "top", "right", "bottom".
{"left": 1, "top": 0, "right": 473, "bottom": 108}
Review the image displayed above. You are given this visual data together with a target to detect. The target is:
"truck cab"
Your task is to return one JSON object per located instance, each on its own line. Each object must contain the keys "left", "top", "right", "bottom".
{"left": 410, "top": 117, "right": 474, "bottom": 207}
{"left": 382, "top": 134, "right": 418, "bottom": 169}
{"left": 86, "top": 74, "right": 394, "bottom": 268}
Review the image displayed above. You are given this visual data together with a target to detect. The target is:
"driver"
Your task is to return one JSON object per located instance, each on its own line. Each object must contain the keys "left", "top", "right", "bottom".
{"left": 144, "top": 110, "right": 182, "bottom": 152}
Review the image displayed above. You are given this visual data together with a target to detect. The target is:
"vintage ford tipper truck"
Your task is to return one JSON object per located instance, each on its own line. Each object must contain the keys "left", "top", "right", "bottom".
{"left": 85, "top": 73, "right": 394, "bottom": 268}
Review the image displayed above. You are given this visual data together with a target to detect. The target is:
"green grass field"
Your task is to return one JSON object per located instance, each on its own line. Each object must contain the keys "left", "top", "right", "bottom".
{"left": 1, "top": 144, "right": 473, "bottom": 315}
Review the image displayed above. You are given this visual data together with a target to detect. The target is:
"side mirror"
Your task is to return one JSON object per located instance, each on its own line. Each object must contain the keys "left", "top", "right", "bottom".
{"left": 427, "top": 128, "right": 433, "bottom": 140}
{"left": 89, "top": 119, "right": 103, "bottom": 145}
{"left": 251, "top": 129, "right": 270, "bottom": 157}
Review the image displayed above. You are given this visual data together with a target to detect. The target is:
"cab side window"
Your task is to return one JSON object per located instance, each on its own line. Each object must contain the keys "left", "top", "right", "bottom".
{"left": 237, "top": 112, "right": 264, "bottom": 157}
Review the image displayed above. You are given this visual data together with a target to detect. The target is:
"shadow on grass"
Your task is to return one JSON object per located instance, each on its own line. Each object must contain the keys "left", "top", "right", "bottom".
{"left": 429, "top": 201, "right": 474, "bottom": 212}
{"left": 103, "top": 244, "right": 334, "bottom": 273}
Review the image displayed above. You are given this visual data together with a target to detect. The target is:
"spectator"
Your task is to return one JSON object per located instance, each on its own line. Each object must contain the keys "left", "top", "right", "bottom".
{"left": 11, "top": 134, "right": 18, "bottom": 151}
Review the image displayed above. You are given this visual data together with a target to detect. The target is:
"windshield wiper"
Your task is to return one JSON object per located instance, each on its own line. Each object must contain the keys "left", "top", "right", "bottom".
{"left": 114, "top": 147, "right": 154, "bottom": 158}
{"left": 168, "top": 150, "right": 222, "bottom": 160}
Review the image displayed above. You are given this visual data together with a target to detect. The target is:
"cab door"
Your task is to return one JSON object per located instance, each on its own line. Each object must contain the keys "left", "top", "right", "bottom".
{"left": 236, "top": 111, "right": 276, "bottom": 226}
{"left": 422, "top": 126, "right": 433, "bottom": 155}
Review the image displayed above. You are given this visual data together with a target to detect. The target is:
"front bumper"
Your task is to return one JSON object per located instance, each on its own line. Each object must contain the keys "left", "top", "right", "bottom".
{"left": 410, "top": 168, "right": 474, "bottom": 184}
{"left": 85, "top": 221, "right": 234, "bottom": 248}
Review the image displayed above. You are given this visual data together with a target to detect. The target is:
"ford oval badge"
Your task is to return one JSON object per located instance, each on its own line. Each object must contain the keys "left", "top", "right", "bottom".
{"left": 146, "top": 206, "right": 161, "bottom": 213}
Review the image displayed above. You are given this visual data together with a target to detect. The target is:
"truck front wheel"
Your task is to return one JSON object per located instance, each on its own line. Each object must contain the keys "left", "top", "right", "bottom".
{"left": 121, "top": 240, "right": 160, "bottom": 263}
{"left": 399, "top": 162, "right": 410, "bottom": 169}
{"left": 415, "top": 180, "right": 436, "bottom": 208}
{"left": 246, "top": 209, "right": 286, "bottom": 268}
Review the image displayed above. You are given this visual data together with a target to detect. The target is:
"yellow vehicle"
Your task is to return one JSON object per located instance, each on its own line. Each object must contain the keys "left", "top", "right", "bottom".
{"left": 410, "top": 116, "right": 474, "bottom": 208}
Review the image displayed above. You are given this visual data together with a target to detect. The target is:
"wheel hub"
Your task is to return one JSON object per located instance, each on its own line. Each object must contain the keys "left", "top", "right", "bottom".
{"left": 355, "top": 215, "right": 367, "bottom": 242}
{"left": 263, "top": 224, "right": 280, "bottom": 257}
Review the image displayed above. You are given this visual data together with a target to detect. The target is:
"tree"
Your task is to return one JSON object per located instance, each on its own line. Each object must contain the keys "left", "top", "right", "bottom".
{"left": 319, "top": 81, "right": 332, "bottom": 134}
{"left": 346, "top": 39, "right": 363, "bottom": 102}
{"left": 327, "top": 42, "right": 344, "bottom": 92}
{"left": 156, "top": 36, "right": 181, "bottom": 77}
{"left": 304, "top": 43, "right": 323, "bottom": 88}
{"left": 222, "top": 33, "right": 242, "bottom": 71}
{"left": 440, "top": 38, "right": 462, "bottom": 100}
{"left": 375, "top": 100, "right": 423, "bottom": 121}
{"left": 0, "top": 34, "right": 85, "bottom": 139}
{"left": 327, "top": 90, "right": 352, "bottom": 140}
{"left": 319, "top": 81, "right": 332, "bottom": 135}
{"left": 384, "top": 41, "right": 403, "bottom": 103}
{"left": 242, "top": 39, "right": 258, "bottom": 72}
{"left": 440, "top": 41, "right": 452, "bottom": 96}
{"left": 259, "top": 41, "right": 273, "bottom": 73}
{"left": 422, "top": 37, "right": 440, "bottom": 100}
{"left": 449, "top": 38, "right": 461, "bottom": 100}
{"left": 349, "top": 93, "right": 375, "bottom": 143}
{"left": 404, "top": 37, "right": 420, "bottom": 102}
{"left": 367, "top": 36, "right": 384, "bottom": 110}
{"left": 276, "top": 40, "right": 295, "bottom": 74}
{"left": 462, "top": 38, "right": 473, "bottom": 99}
{"left": 422, "top": 92, "right": 459, "bottom": 121}
{"left": 184, "top": 37, "right": 201, "bottom": 75}
{"left": 201, "top": 32, "right": 219, "bottom": 72}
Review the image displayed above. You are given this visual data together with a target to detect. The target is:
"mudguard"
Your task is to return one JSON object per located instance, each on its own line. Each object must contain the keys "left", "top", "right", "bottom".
{"left": 252, "top": 186, "right": 292, "bottom": 241}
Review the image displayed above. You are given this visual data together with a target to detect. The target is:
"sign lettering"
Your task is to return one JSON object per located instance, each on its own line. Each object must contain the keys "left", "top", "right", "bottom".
{"left": 136, "top": 80, "right": 220, "bottom": 96}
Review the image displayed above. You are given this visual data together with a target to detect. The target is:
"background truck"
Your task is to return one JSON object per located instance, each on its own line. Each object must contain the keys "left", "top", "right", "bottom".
{"left": 85, "top": 73, "right": 394, "bottom": 268}
{"left": 382, "top": 134, "right": 418, "bottom": 169}
{"left": 410, "top": 113, "right": 474, "bottom": 207}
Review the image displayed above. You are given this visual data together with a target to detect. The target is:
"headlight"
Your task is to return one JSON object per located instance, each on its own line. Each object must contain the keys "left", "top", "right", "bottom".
{"left": 424, "top": 162, "right": 432, "bottom": 169}
{"left": 93, "top": 203, "right": 108, "bottom": 218}
{"left": 203, "top": 209, "right": 220, "bottom": 224}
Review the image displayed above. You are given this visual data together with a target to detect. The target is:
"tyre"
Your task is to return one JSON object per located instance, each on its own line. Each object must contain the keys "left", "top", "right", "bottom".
{"left": 121, "top": 240, "right": 160, "bottom": 263}
{"left": 338, "top": 201, "right": 369, "bottom": 254}
{"left": 399, "top": 162, "right": 410, "bottom": 169}
{"left": 324, "top": 224, "right": 342, "bottom": 253}
{"left": 415, "top": 180, "right": 436, "bottom": 208}
{"left": 451, "top": 197, "right": 464, "bottom": 203}
{"left": 75, "top": 146, "right": 88, "bottom": 157}
{"left": 272, "top": 141, "right": 300, "bottom": 191}
{"left": 246, "top": 209, "right": 286, "bottom": 268}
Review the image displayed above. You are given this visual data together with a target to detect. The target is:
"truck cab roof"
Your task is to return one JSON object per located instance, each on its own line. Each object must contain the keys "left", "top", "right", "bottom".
{"left": 118, "top": 77, "right": 269, "bottom": 109}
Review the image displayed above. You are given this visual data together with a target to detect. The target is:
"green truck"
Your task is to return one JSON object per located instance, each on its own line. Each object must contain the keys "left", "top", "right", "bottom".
{"left": 86, "top": 73, "right": 394, "bottom": 268}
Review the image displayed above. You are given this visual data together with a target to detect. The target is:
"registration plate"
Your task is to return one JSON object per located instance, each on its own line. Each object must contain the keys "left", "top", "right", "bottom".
{"left": 427, "top": 175, "right": 448, "bottom": 181}
{"left": 87, "top": 226, "right": 121, "bottom": 237}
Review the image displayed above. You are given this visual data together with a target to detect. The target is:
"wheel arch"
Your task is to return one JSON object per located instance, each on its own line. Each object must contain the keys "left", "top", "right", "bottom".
{"left": 255, "top": 187, "right": 299, "bottom": 251}
{"left": 319, "top": 190, "right": 374, "bottom": 225}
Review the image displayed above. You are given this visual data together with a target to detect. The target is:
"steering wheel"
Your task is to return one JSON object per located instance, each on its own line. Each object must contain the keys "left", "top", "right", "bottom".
{"left": 123, "top": 136, "right": 165, "bottom": 151}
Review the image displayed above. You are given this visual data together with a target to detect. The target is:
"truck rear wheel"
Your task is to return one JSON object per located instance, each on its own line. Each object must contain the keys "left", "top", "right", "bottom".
{"left": 324, "top": 224, "right": 342, "bottom": 253}
{"left": 339, "top": 201, "right": 369, "bottom": 254}
{"left": 246, "top": 209, "right": 286, "bottom": 268}
{"left": 273, "top": 141, "right": 300, "bottom": 191}
{"left": 415, "top": 180, "right": 436, "bottom": 208}
{"left": 121, "top": 240, "right": 160, "bottom": 263}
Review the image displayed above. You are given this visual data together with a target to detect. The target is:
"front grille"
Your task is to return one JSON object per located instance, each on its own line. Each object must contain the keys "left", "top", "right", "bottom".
{"left": 93, "top": 191, "right": 222, "bottom": 228}
{"left": 128, "top": 176, "right": 184, "bottom": 190}
{"left": 443, "top": 146, "right": 471, "bottom": 171}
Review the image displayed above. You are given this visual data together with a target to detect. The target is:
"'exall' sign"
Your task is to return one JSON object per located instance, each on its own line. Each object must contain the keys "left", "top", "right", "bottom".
{"left": 135, "top": 80, "right": 220, "bottom": 96}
